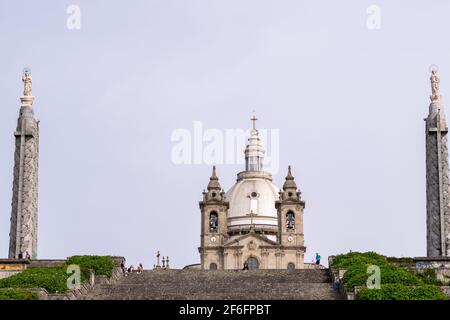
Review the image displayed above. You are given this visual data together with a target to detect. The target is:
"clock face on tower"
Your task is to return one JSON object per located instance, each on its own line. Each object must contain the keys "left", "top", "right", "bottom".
{"left": 210, "top": 236, "right": 217, "bottom": 243}
{"left": 287, "top": 235, "right": 294, "bottom": 242}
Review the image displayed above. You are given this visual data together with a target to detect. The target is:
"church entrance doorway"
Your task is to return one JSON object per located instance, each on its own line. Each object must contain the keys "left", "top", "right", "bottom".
{"left": 246, "top": 257, "right": 259, "bottom": 270}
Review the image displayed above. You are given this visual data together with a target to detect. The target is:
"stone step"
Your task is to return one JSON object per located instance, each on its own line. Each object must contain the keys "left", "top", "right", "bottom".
{"left": 87, "top": 283, "right": 337, "bottom": 300}
{"left": 118, "top": 269, "right": 331, "bottom": 283}
{"left": 83, "top": 269, "right": 340, "bottom": 300}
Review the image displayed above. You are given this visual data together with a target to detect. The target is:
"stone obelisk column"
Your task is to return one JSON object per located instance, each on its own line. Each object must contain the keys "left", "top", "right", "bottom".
{"left": 426, "top": 69, "right": 450, "bottom": 257}
{"left": 8, "top": 69, "right": 39, "bottom": 259}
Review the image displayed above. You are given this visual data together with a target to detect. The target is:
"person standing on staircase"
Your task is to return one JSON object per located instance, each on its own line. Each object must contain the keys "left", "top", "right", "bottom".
{"left": 315, "top": 253, "right": 321, "bottom": 268}
{"left": 121, "top": 260, "right": 126, "bottom": 275}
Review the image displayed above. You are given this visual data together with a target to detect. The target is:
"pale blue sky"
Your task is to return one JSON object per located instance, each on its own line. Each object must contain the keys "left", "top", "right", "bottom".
{"left": 1, "top": 0, "right": 449, "bottom": 267}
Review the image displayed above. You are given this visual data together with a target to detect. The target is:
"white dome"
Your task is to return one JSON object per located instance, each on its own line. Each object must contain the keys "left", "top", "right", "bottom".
{"left": 225, "top": 171, "right": 279, "bottom": 230}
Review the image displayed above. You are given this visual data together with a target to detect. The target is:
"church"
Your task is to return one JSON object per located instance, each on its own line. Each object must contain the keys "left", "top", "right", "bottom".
{"left": 198, "top": 120, "right": 307, "bottom": 270}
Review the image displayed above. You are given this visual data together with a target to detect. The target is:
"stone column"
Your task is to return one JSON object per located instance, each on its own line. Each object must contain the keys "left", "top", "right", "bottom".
{"left": 8, "top": 71, "right": 39, "bottom": 259}
{"left": 426, "top": 70, "right": 450, "bottom": 257}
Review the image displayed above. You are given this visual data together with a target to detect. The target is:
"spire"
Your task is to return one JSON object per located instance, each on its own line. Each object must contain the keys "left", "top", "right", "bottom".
{"left": 207, "top": 165, "right": 221, "bottom": 190}
{"left": 283, "top": 165, "right": 297, "bottom": 191}
{"left": 245, "top": 115, "right": 265, "bottom": 172}
{"left": 287, "top": 165, "right": 293, "bottom": 178}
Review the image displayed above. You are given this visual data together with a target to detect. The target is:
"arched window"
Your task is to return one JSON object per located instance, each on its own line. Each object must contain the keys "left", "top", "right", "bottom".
{"left": 209, "top": 211, "right": 218, "bottom": 230}
{"left": 246, "top": 257, "right": 260, "bottom": 270}
{"left": 287, "top": 262, "right": 295, "bottom": 271}
{"left": 286, "top": 211, "right": 295, "bottom": 229}
{"left": 209, "top": 263, "right": 218, "bottom": 270}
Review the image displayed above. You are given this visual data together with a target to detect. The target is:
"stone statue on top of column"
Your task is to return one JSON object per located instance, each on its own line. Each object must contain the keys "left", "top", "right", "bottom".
{"left": 430, "top": 69, "right": 441, "bottom": 102}
{"left": 22, "top": 68, "right": 32, "bottom": 97}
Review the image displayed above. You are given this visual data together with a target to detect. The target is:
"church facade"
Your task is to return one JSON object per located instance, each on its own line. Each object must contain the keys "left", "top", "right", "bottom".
{"left": 198, "top": 122, "right": 306, "bottom": 270}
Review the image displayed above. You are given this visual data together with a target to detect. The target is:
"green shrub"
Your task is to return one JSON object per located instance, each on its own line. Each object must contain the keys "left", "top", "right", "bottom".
{"left": 340, "top": 263, "right": 373, "bottom": 290}
{"left": 344, "top": 263, "right": 421, "bottom": 289}
{"left": 332, "top": 252, "right": 422, "bottom": 290}
{"left": 379, "top": 266, "right": 423, "bottom": 286}
{"left": 357, "top": 284, "right": 448, "bottom": 300}
{"left": 331, "top": 251, "right": 449, "bottom": 300}
{"left": 0, "top": 289, "right": 39, "bottom": 300}
{"left": 332, "top": 251, "right": 389, "bottom": 269}
{"left": 0, "top": 267, "right": 69, "bottom": 293}
{"left": 415, "top": 269, "right": 441, "bottom": 285}
{"left": 66, "top": 255, "right": 115, "bottom": 278}
{"left": 386, "top": 257, "right": 415, "bottom": 268}
{"left": 0, "top": 256, "right": 115, "bottom": 294}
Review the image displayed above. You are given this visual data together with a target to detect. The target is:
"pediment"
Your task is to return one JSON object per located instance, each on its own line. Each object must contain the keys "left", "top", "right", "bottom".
{"left": 223, "top": 232, "right": 279, "bottom": 247}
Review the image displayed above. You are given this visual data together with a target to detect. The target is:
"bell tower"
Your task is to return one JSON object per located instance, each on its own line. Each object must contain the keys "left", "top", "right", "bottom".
{"left": 275, "top": 166, "right": 306, "bottom": 268}
{"left": 198, "top": 166, "right": 229, "bottom": 269}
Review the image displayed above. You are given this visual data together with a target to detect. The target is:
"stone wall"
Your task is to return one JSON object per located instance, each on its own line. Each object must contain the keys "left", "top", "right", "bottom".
{"left": 0, "top": 271, "right": 21, "bottom": 280}
{"left": 328, "top": 256, "right": 350, "bottom": 300}
{"left": 414, "top": 257, "right": 450, "bottom": 285}
{"left": 28, "top": 259, "right": 66, "bottom": 268}
{"left": 0, "top": 259, "right": 29, "bottom": 280}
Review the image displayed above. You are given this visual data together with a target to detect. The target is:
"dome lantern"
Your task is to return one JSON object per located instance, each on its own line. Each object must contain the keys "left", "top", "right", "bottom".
{"left": 244, "top": 115, "right": 265, "bottom": 172}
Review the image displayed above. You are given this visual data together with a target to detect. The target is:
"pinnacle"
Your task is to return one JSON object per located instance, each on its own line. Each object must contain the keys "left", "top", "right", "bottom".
{"left": 207, "top": 166, "right": 221, "bottom": 190}
{"left": 283, "top": 165, "right": 297, "bottom": 191}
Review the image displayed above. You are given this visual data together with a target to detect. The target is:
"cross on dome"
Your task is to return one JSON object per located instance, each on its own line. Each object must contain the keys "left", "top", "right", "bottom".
{"left": 251, "top": 114, "right": 258, "bottom": 130}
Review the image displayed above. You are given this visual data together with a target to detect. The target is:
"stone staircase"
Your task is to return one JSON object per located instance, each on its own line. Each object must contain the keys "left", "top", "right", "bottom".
{"left": 84, "top": 269, "right": 340, "bottom": 300}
